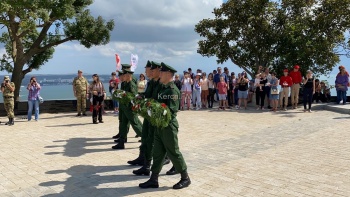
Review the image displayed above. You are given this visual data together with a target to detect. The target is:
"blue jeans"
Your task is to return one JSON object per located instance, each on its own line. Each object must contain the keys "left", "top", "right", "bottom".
{"left": 113, "top": 100, "right": 119, "bottom": 108}
{"left": 28, "top": 100, "right": 39, "bottom": 120}
{"left": 337, "top": 90, "right": 347, "bottom": 104}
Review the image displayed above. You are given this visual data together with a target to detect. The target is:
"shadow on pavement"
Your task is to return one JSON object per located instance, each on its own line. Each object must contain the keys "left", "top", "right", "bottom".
{"left": 45, "top": 137, "right": 137, "bottom": 157}
{"left": 39, "top": 165, "right": 170, "bottom": 196}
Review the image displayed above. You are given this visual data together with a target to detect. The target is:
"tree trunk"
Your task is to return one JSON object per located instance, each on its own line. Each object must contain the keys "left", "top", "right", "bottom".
{"left": 11, "top": 61, "right": 26, "bottom": 102}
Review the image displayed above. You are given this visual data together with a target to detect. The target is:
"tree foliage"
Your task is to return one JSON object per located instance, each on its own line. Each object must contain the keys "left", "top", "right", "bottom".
{"left": 0, "top": 0, "right": 115, "bottom": 100}
{"left": 195, "top": 0, "right": 350, "bottom": 77}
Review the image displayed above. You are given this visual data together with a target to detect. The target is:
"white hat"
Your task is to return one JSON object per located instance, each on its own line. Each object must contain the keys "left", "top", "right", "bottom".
{"left": 196, "top": 73, "right": 201, "bottom": 76}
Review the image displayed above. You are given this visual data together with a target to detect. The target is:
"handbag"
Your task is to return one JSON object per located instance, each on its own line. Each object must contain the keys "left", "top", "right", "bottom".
{"left": 271, "top": 88, "right": 279, "bottom": 95}
{"left": 38, "top": 95, "right": 44, "bottom": 103}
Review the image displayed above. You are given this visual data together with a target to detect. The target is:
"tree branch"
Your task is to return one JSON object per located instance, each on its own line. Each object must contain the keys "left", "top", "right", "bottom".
{"left": 22, "top": 67, "right": 32, "bottom": 76}
{"left": 37, "top": 36, "right": 74, "bottom": 53}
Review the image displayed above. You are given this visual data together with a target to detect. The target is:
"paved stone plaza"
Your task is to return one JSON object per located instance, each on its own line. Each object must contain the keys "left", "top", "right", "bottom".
{"left": 0, "top": 105, "right": 349, "bottom": 197}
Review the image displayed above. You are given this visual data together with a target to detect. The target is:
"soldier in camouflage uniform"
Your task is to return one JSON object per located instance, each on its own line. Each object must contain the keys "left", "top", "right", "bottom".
{"left": 72, "top": 70, "right": 88, "bottom": 116}
{"left": 1, "top": 76, "right": 16, "bottom": 126}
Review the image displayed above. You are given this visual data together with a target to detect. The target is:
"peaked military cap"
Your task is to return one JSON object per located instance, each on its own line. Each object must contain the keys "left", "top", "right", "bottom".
{"left": 4, "top": 76, "right": 10, "bottom": 80}
{"left": 145, "top": 60, "right": 152, "bottom": 68}
{"left": 121, "top": 64, "right": 131, "bottom": 70}
{"left": 150, "top": 61, "right": 161, "bottom": 70}
{"left": 124, "top": 70, "right": 134, "bottom": 74}
{"left": 160, "top": 62, "right": 177, "bottom": 73}
{"left": 118, "top": 70, "right": 125, "bottom": 75}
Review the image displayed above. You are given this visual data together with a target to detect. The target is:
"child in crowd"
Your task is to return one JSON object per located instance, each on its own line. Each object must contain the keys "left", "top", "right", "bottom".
{"left": 254, "top": 73, "right": 261, "bottom": 91}
{"left": 217, "top": 76, "right": 228, "bottom": 110}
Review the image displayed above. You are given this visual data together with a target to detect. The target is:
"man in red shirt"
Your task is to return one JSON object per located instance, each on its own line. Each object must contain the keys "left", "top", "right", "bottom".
{"left": 279, "top": 69, "right": 293, "bottom": 110}
{"left": 289, "top": 65, "right": 302, "bottom": 109}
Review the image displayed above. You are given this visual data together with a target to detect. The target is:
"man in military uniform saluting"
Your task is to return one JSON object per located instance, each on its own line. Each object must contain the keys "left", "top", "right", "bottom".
{"left": 1, "top": 76, "right": 16, "bottom": 126}
{"left": 139, "top": 63, "right": 191, "bottom": 190}
{"left": 72, "top": 70, "right": 88, "bottom": 116}
{"left": 113, "top": 65, "right": 142, "bottom": 149}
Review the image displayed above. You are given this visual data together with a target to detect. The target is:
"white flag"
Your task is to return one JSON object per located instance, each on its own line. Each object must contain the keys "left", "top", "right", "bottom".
{"left": 131, "top": 54, "right": 138, "bottom": 72}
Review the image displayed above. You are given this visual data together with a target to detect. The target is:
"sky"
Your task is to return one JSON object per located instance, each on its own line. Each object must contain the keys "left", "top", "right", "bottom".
{"left": 0, "top": 0, "right": 349, "bottom": 78}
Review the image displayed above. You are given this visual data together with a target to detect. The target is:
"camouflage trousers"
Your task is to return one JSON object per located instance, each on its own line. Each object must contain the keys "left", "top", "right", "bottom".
{"left": 4, "top": 98, "right": 14, "bottom": 118}
{"left": 76, "top": 92, "right": 87, "bottom": 113}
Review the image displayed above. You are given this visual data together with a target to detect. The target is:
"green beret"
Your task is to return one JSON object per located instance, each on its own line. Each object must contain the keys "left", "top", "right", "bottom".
{"left": 150, "top": 61, "right": 161, "bottom": 70}
{"left": 145, "top": 60, "right": 152, "bottom": 68}
{"left": 160, "top": 62, "right": 177, "bottom": 73}
{"left": 124, "top": 70, "right": 134, "bottom": 74}
{"left": 121, "top": 64, "right": 131, "bottom": 69}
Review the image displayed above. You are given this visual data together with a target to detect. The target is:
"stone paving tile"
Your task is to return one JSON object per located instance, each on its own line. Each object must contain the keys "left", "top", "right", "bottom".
{"left": 0, "top": 108, "right": 350, "bottom": 196}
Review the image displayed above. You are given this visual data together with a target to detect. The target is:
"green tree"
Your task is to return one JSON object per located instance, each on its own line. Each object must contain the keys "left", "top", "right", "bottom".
{"left": 0, "top": 0, "right": 115, "bottom": 100}
{"left": 195, "top": 0, "right": 350, "bottom": 77}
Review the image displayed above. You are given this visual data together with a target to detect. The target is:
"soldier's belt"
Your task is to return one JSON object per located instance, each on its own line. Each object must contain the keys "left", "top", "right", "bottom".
{"left": 3, "top": 96, "right": 14, "bottom": 99}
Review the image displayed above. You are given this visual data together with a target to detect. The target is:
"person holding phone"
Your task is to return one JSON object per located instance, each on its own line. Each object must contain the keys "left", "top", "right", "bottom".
{"left": 1, "top": 76, "right": 16, "bottom": 125}
{"left": 27, "top": 77, "right": 41, "bottom": 121}
{"left": 303, "top": 70, "right": 316, "bottom": 112}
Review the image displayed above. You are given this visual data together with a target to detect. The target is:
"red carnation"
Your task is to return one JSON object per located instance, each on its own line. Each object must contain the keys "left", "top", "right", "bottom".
{"left": 161, "top": 103, "right": 167, "bottom": 108}
{"left": 123, "top": 93, "right": 126, "bottom": 96}
{"left": 147, "top": 102, "right": 151, "bottom": 107}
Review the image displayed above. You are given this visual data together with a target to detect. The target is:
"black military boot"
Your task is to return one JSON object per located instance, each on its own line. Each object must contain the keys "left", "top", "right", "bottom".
{"left": 5, "top": 118, "right": 10, "bottom": 125}
{"left": 163, "top": 156, "right": 170, "bottom": 165}
{"left": 114, "top": 137, "right": 127, "bottom": 143}
{"left": 112, "top": 133, "right": 120, "bottom": 139}
{"left": 166, "top": 166, "right": 178, "bottom": 175}
{"left": 112, "top": 138, "right": 125, "bottom": 149}
{"left": 127, "top": 151, "right": 145, "bottom": 165}
{"left": 139, "top": 173, "right": 159, "bottom": 188}
{"left": 10, "top": 118, "right": 14, "bottom": 126}
{"left": 133, "top": 160, "right": 151, "bottom": 176}
{"left": 173, "top": 171, "right": 191, "bottom": 189}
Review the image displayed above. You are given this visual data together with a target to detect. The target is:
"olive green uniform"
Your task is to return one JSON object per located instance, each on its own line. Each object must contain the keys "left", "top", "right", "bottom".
{"left": 2, "top": 82, "right": 15, "bottom": 118}
{"left": 73, "top": 76, "right": 88, "bottom": 114}
{"left": 139, "top": 80, "right": 153, "bottom": 156}
{"left": 119, "top": 80, "right": 142, "bottom": 139}
{"left": 118, "top": 81, "right": 130, "bottom": 136}
{"left": 151, "top": 81, "right": 187, "bottom": 174}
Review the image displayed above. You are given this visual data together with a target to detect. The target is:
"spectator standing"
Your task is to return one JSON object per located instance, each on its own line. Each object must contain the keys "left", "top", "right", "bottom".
{"left": 1, "top": 76, "right": 15, "bottom": 126}
{"left": 224, "top": 67, "right": 232, "bottom": 107}
{"left": 264, "top": 68, "right": 272, "bottom": 109}
{"left": 207, "top": 73, "right": 215, "bottom": 108}
{"left": 335, "top": 65, "right": 349, "bottom": 105}
{"left": 233, "top": 73, "right": 240, "bottom": 109}
{"left": 73, "top": 70, "right": 88, "bottom": 116}
{"left": 174, "top": 74, "right": 182, "bottom": 110}
{"left": 279, "top": 69, "right": 293, "bottom": 110}
{"left": 289, "top": 65, "right": 302, "bottom": 109}
{"left": 269, "top": 72, "right": 279, "bottom": 112}
{"left": 313, "top": 79, "right": 322, "bottom": 103}
{"left": 303, "top": 70, "right": 316, "bottom": 112}
{"left": 188, "top": 68, "right": 195, "bottom": 106}
{"left": 237, "top": 72, "right": 249, "bottom": 110}
{"left": 201, "top": 72, "right": 209, "bottom": 108}
{"left": 256, "top": 73, "right": 267, "bottom": 110}
{"left": 230, "top": 72, "right": 236, "bottom": 105}
{"left": 217, "top": 76, "right": 228, "bottom": 110}
{"left": 193, "top": 73, "right": 202, "bottom": 110}
{"left": 89, "top": 74, "right": 106, "bottom": 123}
{"left": 181, "top": 71, "right": 193, "bottom": 110}
{"left": 137, "top": 73, "right": 147, "bottom": 95}
{"left": 27, "top": 77, "right": 41, "bottom": 121}
{"left": 109, "top": 72, "right": 120, "bottom": 114}
{"left": 214, "top": 67, "right": 228, "bottom": 103}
